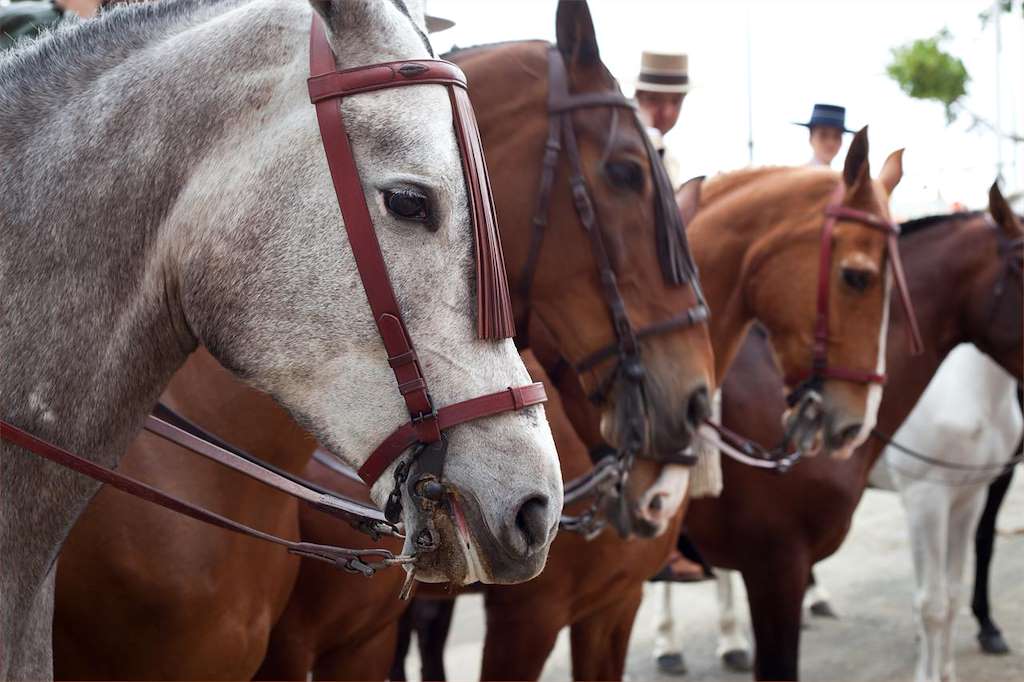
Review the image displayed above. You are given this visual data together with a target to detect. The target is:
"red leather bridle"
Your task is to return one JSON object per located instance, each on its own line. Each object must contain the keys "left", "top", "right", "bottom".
{"left": 784, "top": 183, "right": 923, "bottom": 403}
{"left": 0, "top": 16, "right": 547, "bottom": 572}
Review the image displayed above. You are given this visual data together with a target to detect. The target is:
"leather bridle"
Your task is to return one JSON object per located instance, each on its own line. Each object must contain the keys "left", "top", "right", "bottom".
{"left": 519, "top": 47, "right": 707, "bottom": 536}
{"left": 522, "top": 47, "right": 708, "bottom": 461}
{"left": 1, "top": 16, "right": 547, "bottom": 575}
{"left": 784, "top": 183, "right": 923, "bottom": 406}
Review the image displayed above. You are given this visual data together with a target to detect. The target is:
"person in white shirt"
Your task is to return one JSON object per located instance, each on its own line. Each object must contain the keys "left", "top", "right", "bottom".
{"left": 634, "top": 50, "right": 690, "bottom": 188}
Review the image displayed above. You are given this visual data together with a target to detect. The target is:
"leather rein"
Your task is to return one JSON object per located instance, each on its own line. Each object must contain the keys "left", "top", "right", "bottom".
{"left": 1, "top": 16, "right": 548, "bottom": 576}
{"left": 520, "top": 47, "right": 708, "bottom": 536}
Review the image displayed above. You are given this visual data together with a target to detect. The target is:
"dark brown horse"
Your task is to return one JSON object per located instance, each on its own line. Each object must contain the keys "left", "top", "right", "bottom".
{"left": 684, "top": 182, "right": 1024, "bottom": 680}
{"left": 51, "top": 1, "right": 714, "bottom": 678}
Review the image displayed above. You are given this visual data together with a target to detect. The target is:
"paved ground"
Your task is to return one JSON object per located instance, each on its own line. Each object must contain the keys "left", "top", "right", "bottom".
{"left": 405, "top": 472, "right": 1024, "bottom": 681}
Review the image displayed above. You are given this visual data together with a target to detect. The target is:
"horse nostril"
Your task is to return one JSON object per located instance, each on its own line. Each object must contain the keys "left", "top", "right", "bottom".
{"left": 686, "top": 386, "right": 711, "bottom": 429}
{"left": 514, "top": 495, "right": 550, "bottom": 555}
{"left": 838, "top": 423, "right": 863, "bottom": 444}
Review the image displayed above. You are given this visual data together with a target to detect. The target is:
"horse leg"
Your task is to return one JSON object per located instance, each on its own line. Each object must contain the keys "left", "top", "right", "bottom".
{"left": 414, "top": 598, "right": 456, "bottom": 682}
{"left": 903, "top": 485, "right": 949, "bottom": 682}
{"left": 481, "top": 598, "right": 564, "bottom": 682}
{"left": 742, "top": 558, "right": 806, "bottom": 681}
{"left": 804, "top": 569, "right": 838, "bottom": 619}
{"left": 715, "top": 569, "right": 752, "bottom": 672}
{"left": 313, "top": 624, "right": 398, "bottom": 681}
{"left": 652, "top": 583, "right": 687, "bottom": 675}
{"left": 569, "top": 585, "right": 643, "bottom": 682}
{"left": 971, "top": 467, "right": 1014, "bottom": 654}
{"left": 938, "top": 490, "right": 988, "bottom": 682}
{"left": 389, "top": 604, "right": 416, "bottom": 681}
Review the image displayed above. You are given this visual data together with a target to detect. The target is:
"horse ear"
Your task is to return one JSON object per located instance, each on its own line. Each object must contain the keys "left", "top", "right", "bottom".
{"left": 842, "top": 126, "right": 870, "bottom": 190}
{"left": 879, "top": 148, "right": 904, "bottom": 196}
{"left": 989, "top": 180, "right": 1024, "bottom": 238}
{"left": 555, "top": 0, "right": 601, "bottom": 68}
{"left": 675, "top": 176, "right": 705, "bottom": 227}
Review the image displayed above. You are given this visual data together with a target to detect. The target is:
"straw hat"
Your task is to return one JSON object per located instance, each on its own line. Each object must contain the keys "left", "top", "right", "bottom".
{"left": 635, "top": 51, "right": 690, "bottom": 94}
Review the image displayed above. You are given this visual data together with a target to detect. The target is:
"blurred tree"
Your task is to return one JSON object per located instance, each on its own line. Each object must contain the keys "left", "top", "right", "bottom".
{"left": 886, "top": 4, "right": 1022, "bottom": 143}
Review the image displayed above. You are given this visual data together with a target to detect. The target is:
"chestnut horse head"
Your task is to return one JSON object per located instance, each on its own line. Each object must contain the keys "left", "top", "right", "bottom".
{"left": 686, "top": 128, "right": 908, "bottom": 457}
{"left": 897, "top": 181, "right": 1022, "bottom": 378}
{"left": 448, "top": 0, "right": 714, "bottom": 467}
{"left": 967, "top": 182, "right": 1023, "bottom": 373}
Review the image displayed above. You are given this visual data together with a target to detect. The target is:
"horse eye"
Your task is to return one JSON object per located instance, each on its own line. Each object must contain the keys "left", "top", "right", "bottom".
{"left": 605, "top": 161, "right": 644, "bottom": 192}
{"left": 384, "top": 190, "right": 430, "bottom": 222}
{"left": 841, "top": 266, "right": 874, "bottom": 292}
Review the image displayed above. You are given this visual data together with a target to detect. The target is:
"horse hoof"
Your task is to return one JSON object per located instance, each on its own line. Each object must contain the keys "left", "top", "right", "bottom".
{"left": 810, "top": 600, "right": 839, "bottom": 619}
{"left": 978, "top": 630, "right": 1010, "bottom": 655}
{"left": 656, "top": 653, "right": 688, "bottom": 676}
{"left": 721, "top": 649, "right": 753, "bottom": 672}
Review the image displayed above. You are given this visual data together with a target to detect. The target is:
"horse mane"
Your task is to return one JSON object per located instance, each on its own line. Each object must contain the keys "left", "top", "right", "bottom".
{"left": 443, "top": 39, "right": 540, "bottom": 60}
{"left": 700, "top": 166, "right": 835, "bottom": 206}
{"left": 0, "top": 0, "right": 237, "bottom": 125}
{"left": 899, "top": 211, "right": 983, "bottom": 238}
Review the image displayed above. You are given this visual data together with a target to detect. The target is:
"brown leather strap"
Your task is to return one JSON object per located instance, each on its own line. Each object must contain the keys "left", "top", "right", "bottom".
{"left": 309, "top": 17, "right": 438, "bottom": 443}
{"left": 786, "top": 184, "right": 923, "bottom": 389}
{"left": 0, "top": 418, "right": 410, "bottom": 576}
{"left": 148, "top": 404, "right": 392, "bottom": 531}
{"left": 359, "top": 382, "right": 547, "bottom": 486}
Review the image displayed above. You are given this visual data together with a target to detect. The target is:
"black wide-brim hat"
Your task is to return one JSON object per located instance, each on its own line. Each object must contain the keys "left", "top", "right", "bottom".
{"left": 794, "top": 103, "right": 855, "bottom": 133}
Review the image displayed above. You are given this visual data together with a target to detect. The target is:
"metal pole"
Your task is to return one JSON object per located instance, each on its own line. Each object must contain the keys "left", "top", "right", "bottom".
{"left": 993, "top": 0, "right": 1003, "bottom": 183}
{"left": 745, "top": 5, "right": 754, "bottom": 165}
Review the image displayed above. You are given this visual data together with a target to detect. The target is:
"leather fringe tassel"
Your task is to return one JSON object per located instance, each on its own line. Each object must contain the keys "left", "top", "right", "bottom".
{"left": 639, "top": 121, "right": 699, "bottom": 288}
{"left": 689, "top": 388, "right": 724, "bottom": 498}
{"left": 449, "top": 86, "right": 516, "bottom": 340}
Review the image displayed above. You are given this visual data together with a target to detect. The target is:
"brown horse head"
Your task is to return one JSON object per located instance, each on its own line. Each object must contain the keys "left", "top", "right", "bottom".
{"left": 957, "top": 181, "right": 1023, "bottom": 376}
{"left": 688, "top": 128, "right": 907, "bottom": 457}
{"left": 448, "top": 0, "right": 713, "bottom": 463}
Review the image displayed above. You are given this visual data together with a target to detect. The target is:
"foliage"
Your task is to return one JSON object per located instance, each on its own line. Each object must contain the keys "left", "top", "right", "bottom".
{"left": 886, "top": 29, "right": 969, "bottom": 123}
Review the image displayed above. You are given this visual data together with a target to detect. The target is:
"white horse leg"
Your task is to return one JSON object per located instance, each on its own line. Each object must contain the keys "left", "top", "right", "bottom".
{"left": 715, "top": 569, "right": 752, "bottom": 671}
{"left": 804, "top": 570, "right": 839, "bottom": 619}
{"left": 939, "top": 490, "right": 989, "bottom": 682}
{"left": 904, "top": 485, "right": 949, "bottom": 682}
{"left": 653, "top": 583, "right": 687, "bottom": 675}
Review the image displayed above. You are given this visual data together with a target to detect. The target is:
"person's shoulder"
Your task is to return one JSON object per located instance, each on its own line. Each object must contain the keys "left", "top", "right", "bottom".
{"left": 1, "top": 1, "right": 63, "bottom": 52}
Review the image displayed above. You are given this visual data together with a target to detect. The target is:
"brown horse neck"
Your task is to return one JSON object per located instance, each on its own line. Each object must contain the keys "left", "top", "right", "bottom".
{"left": 690, "top": 167, "right": 836, "bottom": 381}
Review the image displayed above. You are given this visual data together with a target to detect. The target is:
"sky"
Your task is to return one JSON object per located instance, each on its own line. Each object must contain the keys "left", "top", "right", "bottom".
{"left": 427, "top": 0, "right": 1023, "bottom": 218}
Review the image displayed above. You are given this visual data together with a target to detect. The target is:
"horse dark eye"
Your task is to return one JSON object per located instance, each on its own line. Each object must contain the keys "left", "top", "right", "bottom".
{"left": 605, "top": 161, "right": 644, "bottom": 192}
{"left": 384, "top": 190, "right": 430, "bottom": 222}
{"left": 842, "top": 267, "right": 873, "bottom": 292}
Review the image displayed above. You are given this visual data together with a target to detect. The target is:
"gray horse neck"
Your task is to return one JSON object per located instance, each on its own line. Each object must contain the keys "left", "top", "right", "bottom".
{"left": 0, "top": 4, "right": 301, "bottom": 677}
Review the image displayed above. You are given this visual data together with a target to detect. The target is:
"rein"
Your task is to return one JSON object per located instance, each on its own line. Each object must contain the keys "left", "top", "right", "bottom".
{"left": 872, "top": 429, "right": 1023, "bottom": 488}
{"left": 1, "top": 16, "right": 548, "bottom": 578}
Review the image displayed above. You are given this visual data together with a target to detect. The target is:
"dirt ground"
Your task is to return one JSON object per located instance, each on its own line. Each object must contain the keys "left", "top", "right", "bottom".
{"left": 404, "top": 472, "right": 1024, "bottom": 681}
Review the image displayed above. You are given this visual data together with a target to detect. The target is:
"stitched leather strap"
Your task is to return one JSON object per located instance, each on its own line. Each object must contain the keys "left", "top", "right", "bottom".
{"left": 0, "top": 418, "right": 409, "bottom": 574}
{"left": 786, "top": 183, "right": 923, "bottom": 388}
{"left": 359, "top": 382, "right": 547, "bottom": 486}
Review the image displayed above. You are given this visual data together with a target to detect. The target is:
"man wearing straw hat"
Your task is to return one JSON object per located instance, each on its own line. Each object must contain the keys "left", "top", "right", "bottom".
{"left": 634, "top": 50, "right": 690, "bottom": 188}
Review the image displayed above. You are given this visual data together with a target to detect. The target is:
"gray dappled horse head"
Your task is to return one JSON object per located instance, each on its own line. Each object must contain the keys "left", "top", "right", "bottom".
{"left": 0, "top": 1, "right": 562, "bottom": 677}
